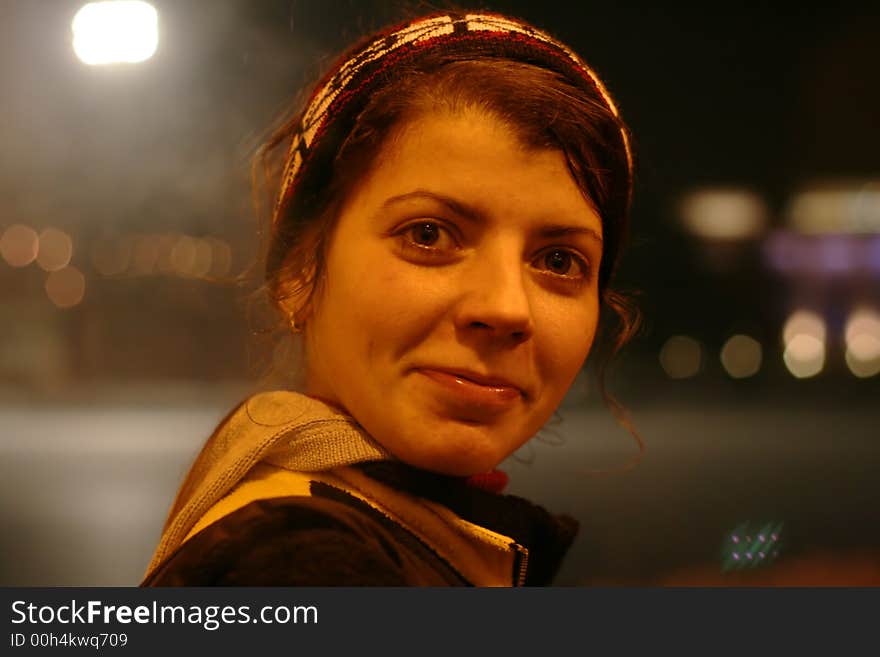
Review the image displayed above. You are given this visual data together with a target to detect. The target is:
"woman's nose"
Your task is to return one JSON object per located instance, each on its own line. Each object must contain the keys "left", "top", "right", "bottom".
{"left": 453, "top": 251, "right": 534, "bottom": 344}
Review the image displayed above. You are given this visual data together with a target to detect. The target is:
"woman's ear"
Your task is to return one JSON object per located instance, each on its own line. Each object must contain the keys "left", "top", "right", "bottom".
{"left": 272, "top": 212, "right": 329, "bottom": 332}
{"left": 275, "top": 256, "right": 320, "bottom": 331}
{"left": 276, "top": 275, "right": 312, "bottom": 331}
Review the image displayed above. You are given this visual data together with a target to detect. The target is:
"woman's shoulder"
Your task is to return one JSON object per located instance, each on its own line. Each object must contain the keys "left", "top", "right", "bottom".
{"left": 143, "top": 493, "right": 415, "bottom": 586}
{"left": 143, "top": 464, "right": 477, "bottom": 586}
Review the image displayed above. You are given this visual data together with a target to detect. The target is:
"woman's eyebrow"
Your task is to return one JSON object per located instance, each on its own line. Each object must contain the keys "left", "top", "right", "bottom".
{"left": 381, "top": 189, "right": 603, "bottom": 243}
{"left": 381, "top": 190, "right": 485, "bottom": 223}
{"left": 539, "top": 225, "right": 603, "bottom": 244}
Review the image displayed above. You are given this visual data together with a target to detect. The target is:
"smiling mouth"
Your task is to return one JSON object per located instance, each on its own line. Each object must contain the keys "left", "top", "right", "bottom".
{"left": 415, "top": 368, "right": 523, "bottom": 411}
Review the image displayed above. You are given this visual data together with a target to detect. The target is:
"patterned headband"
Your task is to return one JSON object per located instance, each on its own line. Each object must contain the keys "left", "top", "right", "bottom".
{"left": 269, "top": 12, "right": 633, "bottom": 270}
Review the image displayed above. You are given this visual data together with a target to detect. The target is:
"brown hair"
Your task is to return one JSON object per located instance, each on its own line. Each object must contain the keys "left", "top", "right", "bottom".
{"left": 252, "top": 39, "right": 642, "bottom": 465}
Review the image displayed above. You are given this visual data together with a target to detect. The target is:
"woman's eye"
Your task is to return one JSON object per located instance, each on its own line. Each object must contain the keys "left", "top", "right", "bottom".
{"left": 409, "top": 222, "right": 442, "bottom": 247}
{"left": 533, "top": 248, "right": 588, "bottom": 279}
{"left": 398, "top": 221, "right": 457, "bottom": 253}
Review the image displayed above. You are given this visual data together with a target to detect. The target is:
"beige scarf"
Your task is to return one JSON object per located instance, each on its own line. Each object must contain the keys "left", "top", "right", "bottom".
{"left": 146, "top": 391, "right": 392, "bottom": 576}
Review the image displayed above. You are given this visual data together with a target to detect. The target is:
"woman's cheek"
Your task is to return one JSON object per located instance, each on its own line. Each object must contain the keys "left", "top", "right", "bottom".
{"left": 377, "top": 262, "right": 455, "bottom": 315}
{"left": 541, "top": 303, "right": 598, "bottom": 374}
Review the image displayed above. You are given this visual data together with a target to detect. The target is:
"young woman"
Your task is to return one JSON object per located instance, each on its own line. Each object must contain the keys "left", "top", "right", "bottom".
{"left": 143, "top": 11, "right": 637, "bottom": 586}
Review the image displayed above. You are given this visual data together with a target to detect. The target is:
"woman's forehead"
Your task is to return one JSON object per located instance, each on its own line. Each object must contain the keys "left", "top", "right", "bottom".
{"left": 358, "top": 110, "right": 603, "bottom": 234}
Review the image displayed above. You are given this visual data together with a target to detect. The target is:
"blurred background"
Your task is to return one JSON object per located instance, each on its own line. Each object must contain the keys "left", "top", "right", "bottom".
{"left": 1, "top": 0, "right": 878, "bottom": 585}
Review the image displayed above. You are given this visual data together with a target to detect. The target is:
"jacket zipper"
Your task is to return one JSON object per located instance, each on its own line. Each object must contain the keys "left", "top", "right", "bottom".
{"left": 514, "top": 545, "right": 529, "bottom": 586}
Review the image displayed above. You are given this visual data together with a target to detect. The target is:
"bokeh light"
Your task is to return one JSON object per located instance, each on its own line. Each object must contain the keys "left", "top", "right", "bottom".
{"left": 679, "top": 188, "right": 768, "bottom": 240}
{"left": 783, "top": 309, "right": 826, "bottom": 344}
{"left": 155, "top": 234, "right": 178, "bottom": 275}
{"left": 1, "top": 224, "right": 39, "bottom": 267}
{"left": 868, "top": 236, "right": 880, "bottom": 273}
{"left": 89, "top": 233, "right": 230, "bottom": 278}
{"left": 763, "top": 232, "right": 880, "bottom": 276}
{"left": 45, "top": 266, "right": 86, "bottom": 309}
{"left": 788, "top": 182, "right": 880, "bottom": 234}
{"left": 783, "top": 334, "right": 825, "bottom": 378}
{"left": 130, "top": 235, "right": 160, "bottom": 275}
{"left": 36, "top": 228, "right": 74, "bottom": 272}
{"left": 207, "top": 238, "right": 232, "bottom": 277}
{"left": 720, "top": 334, "right": 762, "bottom": 379}
{"left": 844, "top": 307, "right": 880, "bottom": 377}
{"left": 782, "top": 310, "right": 826, "bottom": 378}
{"left": 72, "top": 1, "right": 159, "bottom": 65}
{"left": 91, "top": 236, "right": 132, "bottom": 276}
{"left": 169, "top": 235, "right": 197, "bottom": 276}
{"left": 157, "top": 234, "right": 217, "bottom": 278}
{"left": 659, "top": 335, "right": 703, "bottom": 379}
{"left": 191, "top": 239, "right": 213, "bottom": 278}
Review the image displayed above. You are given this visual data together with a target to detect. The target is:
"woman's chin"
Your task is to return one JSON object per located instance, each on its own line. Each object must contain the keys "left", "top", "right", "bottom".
{"left": 382, "top": 417, "right": 519, "bottom": 477}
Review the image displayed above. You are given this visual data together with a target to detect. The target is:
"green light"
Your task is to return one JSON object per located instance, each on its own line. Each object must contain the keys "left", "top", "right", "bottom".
{"left": 720, "top": 521, "right": 784, "bottom": 573}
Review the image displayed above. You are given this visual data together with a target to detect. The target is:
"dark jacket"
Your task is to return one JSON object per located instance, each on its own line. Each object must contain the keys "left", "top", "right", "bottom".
{"left": 143, "top": 392, "right": 577, "bottom": 586}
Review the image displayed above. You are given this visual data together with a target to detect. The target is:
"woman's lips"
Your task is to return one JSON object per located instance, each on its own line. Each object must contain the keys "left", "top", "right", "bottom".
{"left": 416, "top": 368, "right": 522, "bottom": 411}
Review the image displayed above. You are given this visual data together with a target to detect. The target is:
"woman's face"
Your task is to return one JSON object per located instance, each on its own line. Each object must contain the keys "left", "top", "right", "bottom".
{"left": 301, "top": 110, "right": 603, "bottom": 476}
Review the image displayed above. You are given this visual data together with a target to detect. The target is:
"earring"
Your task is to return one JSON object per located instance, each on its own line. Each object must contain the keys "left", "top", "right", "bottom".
{"left": 288, "top": 315, "right": 303, "bottom": 334}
